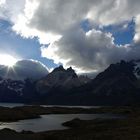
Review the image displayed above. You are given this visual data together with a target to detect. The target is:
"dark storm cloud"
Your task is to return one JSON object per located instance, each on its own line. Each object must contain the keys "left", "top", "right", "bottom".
{"left": 0, "top": 59, "right": 48, "bottom": 80}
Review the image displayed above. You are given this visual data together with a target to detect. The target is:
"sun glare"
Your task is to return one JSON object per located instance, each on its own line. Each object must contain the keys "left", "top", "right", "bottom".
{"left": 0, "top": 54, "right": 17, "bottom": 67}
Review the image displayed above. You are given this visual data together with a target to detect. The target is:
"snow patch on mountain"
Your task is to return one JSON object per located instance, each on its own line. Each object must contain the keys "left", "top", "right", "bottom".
{"left": 134, "top": 61, "right": 140, "bottom": 79}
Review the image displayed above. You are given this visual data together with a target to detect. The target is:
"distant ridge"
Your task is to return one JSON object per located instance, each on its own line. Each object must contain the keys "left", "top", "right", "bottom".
{"left": 0, "top": 60, "right": 140, "bottom": 105}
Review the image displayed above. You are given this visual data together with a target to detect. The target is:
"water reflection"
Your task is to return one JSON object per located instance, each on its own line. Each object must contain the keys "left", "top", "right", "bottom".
{"left": 0, "top": 103, "right": 24, "bottom": 108}
{"left": 0, "top": 103, "right": 101, "bottom": 109}
{"left": 0, "top": 114, "right": 122, "bottom": 132}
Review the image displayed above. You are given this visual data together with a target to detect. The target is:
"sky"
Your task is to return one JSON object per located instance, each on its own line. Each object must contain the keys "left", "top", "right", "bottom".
{"left": 0, "top": 0, "right": 140, "bottom": 76}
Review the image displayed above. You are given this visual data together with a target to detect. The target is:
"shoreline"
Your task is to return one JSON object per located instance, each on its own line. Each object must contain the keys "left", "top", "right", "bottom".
{"left": 0, "top": 105, "right": 131, "bottom": 122}
{"left": 0, "top": 106, "right": 139, "bottom": 139}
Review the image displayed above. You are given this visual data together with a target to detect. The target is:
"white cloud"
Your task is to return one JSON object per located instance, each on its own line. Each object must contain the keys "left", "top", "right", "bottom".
{"left": 24, "top": 0, "right": 140, "bottom": 31}
{"left": 4, "top": 0, "right": 140, "bottom": 43}
{"left": 0, "top": 0, "right": 25, "bottom": 21}
{"left": 1, "top": 0, "right": 140, "bottom": 74}
{"left": 1, "top": 0, "right": 140, "bottom": 38}
{"left": 88, "top": 0, "right": 140, "bottom": 25}
{"left": 0, "top": 0, "right": 6, "bottom": 5}
{"left": 41, "top": 27, "right": 130, "bottom": 73}
{"left": 134, "top": 15, "right": 140, "bottom": 42}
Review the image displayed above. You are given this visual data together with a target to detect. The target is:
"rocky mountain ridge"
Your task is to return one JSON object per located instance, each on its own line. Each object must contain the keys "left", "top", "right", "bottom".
{"left": 0, "top": 60, "right": 140, "bottom": 105}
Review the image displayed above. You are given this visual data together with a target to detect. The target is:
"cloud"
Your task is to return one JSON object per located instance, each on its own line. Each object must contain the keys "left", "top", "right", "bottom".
{"left": 0, "top": 59, "right": 49, "bottom": 80}
{"left": 3, "top": 0, "right": 140, "bottom": 44}
{"left": 1, "top": 0, "right": 140, "bottom": 74}
{"left": 0, "top": 0, "right": 6, "bottom": 5}
{"left": 134, "top": 15, "right": 140, "bottom": 42}
{"left": 0, "top": 0, "right": 25, "bottom": 21}
{"left": 11, "top": 0, "right": 140, "bottom": 34}
{"left": 41, "top": 27, "right": 130, "bottom": 73}
{"left": 41, "top": 26, "right": 140, "bottom": 74}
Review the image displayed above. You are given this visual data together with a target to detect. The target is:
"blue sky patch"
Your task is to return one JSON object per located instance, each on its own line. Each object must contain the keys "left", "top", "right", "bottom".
{"left": 101, "top": 20, "right": 135, "bottom": 45}
{"left": 0, "top": 19, "right": 58, "bottom": 69}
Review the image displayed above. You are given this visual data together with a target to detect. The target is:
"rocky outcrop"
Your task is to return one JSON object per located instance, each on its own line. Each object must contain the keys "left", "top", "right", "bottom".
{"left": 36, "top": 66, "right": 91, "bottom": 94}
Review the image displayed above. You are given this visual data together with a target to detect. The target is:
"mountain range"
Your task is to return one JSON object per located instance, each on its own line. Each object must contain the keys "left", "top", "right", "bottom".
{"left": 0, "top": 60, "right": 140, "bottom": 105}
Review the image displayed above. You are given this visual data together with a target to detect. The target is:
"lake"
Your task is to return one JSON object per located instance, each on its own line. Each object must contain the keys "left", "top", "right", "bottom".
{"left": 0, "top": 114, "right": 122, "bottom": 132}
{"left": 0, "top": 103, "right": 101, "bottom": 108}
{"left": 0, "top": 103, "right": 122, "bottom": 132}
{"left": 0, "top": 103, "right": 24, "bottom": 108}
